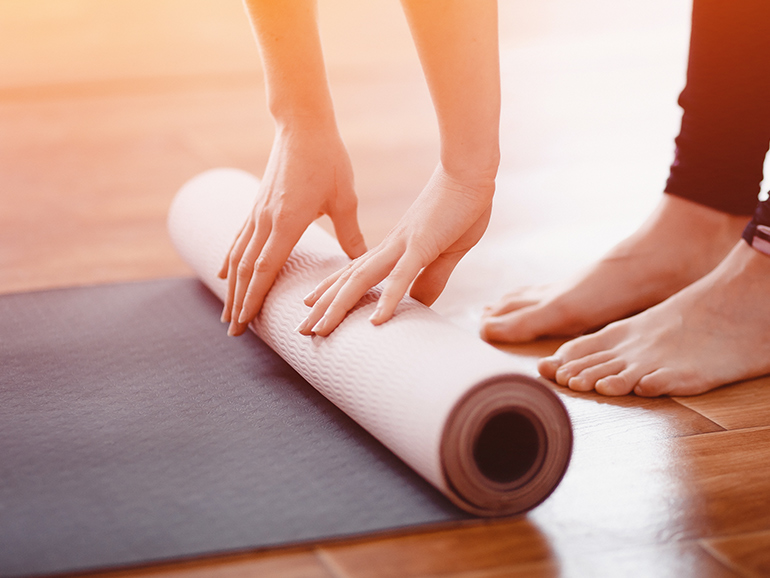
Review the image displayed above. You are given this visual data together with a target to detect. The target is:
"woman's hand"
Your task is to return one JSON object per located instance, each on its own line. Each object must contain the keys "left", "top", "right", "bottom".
{"left": 218, "top": 124, "right": 367, "bottom": 336}
{"left": 296, "top": 165, "right": 494, "bottom": 336}
{"left": 291, "top": 0, "right": 501, "bottom": 337}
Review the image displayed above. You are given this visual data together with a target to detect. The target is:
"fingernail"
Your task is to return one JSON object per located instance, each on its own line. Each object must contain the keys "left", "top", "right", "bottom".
{"left": 238, "top": 310, "right": 249, "bottom": 324}
{"left": 311, "top": 316, "right": 327, "bottom": 335}
{"left": 295, "top": 318, "right": 310, "bottom": 334}
{"left": 303, "top": 290, "right": 316, "bottom": 304}
{"left": 369, "top": 306, "right": 383, "bottom": 324}
{"left": 479, "top": 318, "right": 498, "bottom": 338}
{"left": 221, "top": 309, "right": 229, "bottom": 323}
{"left": 227, "top": 323, "right": 236, "bottom": 337}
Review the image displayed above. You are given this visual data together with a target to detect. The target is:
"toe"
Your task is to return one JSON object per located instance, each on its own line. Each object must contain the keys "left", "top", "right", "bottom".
{"left": 482, "top": 291, "right": 539, "bottom": 317}
{"left": 553, "top": 322, "right": 628, "bottom": 362}
{"left": 567, "top": 358, "right": 626, "bottom": 392}
{"left": 595, "top": 369, "right": 640, "bottom": 396}
{"left": 635, "top": 368, "right": 680, "bottom": 397}
{"left": 537, "top": 355, "right": 562, "bottom": 380}
{"left": 480, "top": 308, "right": 541, "bottom": 343}
{"left": 553, "top": 350, "right": 615, "bottom": 386}
{"left": 481, "top": 300, "right": 580, "bottom": 343}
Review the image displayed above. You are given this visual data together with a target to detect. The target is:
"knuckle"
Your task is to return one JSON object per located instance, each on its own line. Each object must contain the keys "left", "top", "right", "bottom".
{"left": 236, "top": 261, "right": 253, "bottom": 278}
{"left": 254, "top": 256, "right": 273, "bottom": 275}
{"left": 271, "top": 204, "right": 299, "bottom": 227}
{"left": 410, "top": 243, "right": 436, "bottom": 265}
{"left": 346, "top": 265, "right": 370, "bottom": 285}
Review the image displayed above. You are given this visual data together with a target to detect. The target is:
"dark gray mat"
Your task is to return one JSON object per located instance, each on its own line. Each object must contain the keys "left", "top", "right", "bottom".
{"left": 0, "top": 278, "right": 467, "bottom": 577}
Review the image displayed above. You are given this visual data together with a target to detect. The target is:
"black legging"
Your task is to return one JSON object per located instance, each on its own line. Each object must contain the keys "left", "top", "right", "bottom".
{"left": 664, "top": 0, "right": 770, "bottom": 229}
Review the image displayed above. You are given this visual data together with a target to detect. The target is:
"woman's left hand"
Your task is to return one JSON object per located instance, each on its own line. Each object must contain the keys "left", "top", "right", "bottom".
{"left": 297, "top": 165, "right": 494, "bottom": 336}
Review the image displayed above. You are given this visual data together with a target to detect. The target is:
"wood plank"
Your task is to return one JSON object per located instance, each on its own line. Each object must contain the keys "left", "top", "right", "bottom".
{"left": 677, "top": 428, "right": 770, "bottom": 538}
{"left": 673, "top": 376, "right": 770, "bottom": 431}
{"left": 702, "top": 530, "right": 770, "bottom": 578}
{"left": 320, "top": 528, "right": 741, "bottom": 578}
{"left": 0, "top": 86, "right": 269, "bottom": 294}
{"left": 529, "top": 542, "right": 739, "bottom": 578}
{"left": 323, "top": 429, "right": 770, "bottom": 577}
{"left": 532, "top": 426, "right": 770, "bottom": 553}
{"left": 320, "top": 519, "right": 554, "bottom": 578}
{"left": 85, "top": 549, "right": 335, "bottom": 578}
{"left": 320, "top": 536, "right": 742, "bottom": 578}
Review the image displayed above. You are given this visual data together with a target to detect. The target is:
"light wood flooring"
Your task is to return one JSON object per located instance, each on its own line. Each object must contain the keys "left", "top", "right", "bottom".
{"left": 2, "top": 1, "right": 769, "bottom": 576}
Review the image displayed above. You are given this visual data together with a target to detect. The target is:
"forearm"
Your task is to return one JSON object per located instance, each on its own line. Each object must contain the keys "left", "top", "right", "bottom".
{"left": 400, "top": 0, "right": 501, "bottom": 185}
{"left": 244, "top": 0, "right": 336, "bottom": 130}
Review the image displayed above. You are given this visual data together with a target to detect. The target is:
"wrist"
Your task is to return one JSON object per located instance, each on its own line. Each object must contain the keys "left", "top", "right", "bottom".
{"left": 435, "top": 160, "right": 498, "bottom": 203}
{"left": 271, "top": 107, "right": 339, "bottom": 136}
{"left": 269, "top": 95, "right": 338, "bottom": 132}
{"left": 440, "top": 144, "right": 500, "bottom": 190}
{"left": 271, "top": 117, "right": 347, "bottom": 160}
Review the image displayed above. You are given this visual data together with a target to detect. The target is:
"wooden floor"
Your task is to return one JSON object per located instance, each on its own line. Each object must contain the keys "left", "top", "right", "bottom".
{"left": 2, "top": 1, "right": 770, "bottom": 576}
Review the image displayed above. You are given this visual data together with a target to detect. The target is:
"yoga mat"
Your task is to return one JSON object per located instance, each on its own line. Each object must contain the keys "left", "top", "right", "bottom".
{"left": 0, "top": 169, "right": 572, "bottom": 577}
{"left": 169, "top": 168, "right": 572, "bottom": 516}
{"left": 0, "top": 278, "right": 466, "bottom": 578}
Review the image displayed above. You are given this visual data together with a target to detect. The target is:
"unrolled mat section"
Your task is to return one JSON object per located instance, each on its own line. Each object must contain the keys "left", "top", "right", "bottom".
{"left": 0, "top": 278, "right": 466, "bottom": 578}
{"left": 169, "top": 168, "right": 573, "bottom": 516}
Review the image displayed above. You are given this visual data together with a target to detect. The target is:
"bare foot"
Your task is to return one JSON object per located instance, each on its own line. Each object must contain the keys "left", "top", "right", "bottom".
{"left": 538, "top": 241, "right": 770, "bottom": 396}
{"left": 480, "top": 194, "right": 749, "bottom": 343}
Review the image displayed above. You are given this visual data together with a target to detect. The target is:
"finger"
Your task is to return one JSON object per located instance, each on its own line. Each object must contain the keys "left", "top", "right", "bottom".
{"left": 303, "top": 262, "right": 352, "bottom": 307}
{"left": 237, "top": 227, "right": 305, "bottom": 326}
{"left": 369, "top": 249, "right": 425, "bottom": 325}
{"left": 408, "top": 251, "right": 465, "bottom": 306}
{"left": 306, "top": 250, "right": 397, "bottom": 336}
{"left": 297, "top": 273, "right": 349, "bottom": 335}
{"left": 222, "top": 218, "right": 256, "bottom": 323}
{"left": 228, "top": 220, "right": 272, "bottom": 335}
{"left": 330, "top": 200, "right": 367, "bottom": 260}
{"left": 218, "top": 218, "right": 250, "bottom": 279}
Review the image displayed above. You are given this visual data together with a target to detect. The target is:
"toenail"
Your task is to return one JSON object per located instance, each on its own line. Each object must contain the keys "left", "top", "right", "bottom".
{"left": 596, "top": 378, "right": 607, "bottom": 390}
{"left": 542, "top": 355, "right": 562, "bottom": 368}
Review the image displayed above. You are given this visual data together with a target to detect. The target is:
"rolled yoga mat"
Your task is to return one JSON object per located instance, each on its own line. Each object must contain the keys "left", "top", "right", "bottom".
{"left": 169, "top": 168, "right": 573, "bottom": 517}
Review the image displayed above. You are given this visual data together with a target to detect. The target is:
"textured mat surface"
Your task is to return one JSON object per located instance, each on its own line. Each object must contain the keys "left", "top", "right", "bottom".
{"left": 0, "top": 278, "right": 466, "bottom": 578}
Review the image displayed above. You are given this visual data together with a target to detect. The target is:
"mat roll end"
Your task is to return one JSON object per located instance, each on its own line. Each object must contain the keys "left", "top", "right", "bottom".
{"left": 441, "top": 376, "right": 572, "bottom": 516}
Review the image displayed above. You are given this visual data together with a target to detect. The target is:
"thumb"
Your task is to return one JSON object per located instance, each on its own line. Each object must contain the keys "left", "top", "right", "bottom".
{"left": 409, "top": 251, "right": 464, "bottom": 306}
{"left": 331, "top": 205, "right": 367, "bottom": 260}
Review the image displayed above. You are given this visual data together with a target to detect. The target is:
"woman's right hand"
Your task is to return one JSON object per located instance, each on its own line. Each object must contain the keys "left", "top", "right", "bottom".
{"left": 218, "top": 123, "right": 367, "bottom": 336}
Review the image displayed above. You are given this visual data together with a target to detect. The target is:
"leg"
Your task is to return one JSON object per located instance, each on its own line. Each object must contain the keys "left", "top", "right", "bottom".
{"left": 481, "top": 0, "right": 770, "bottom": 344}
{"left": 538, "top": 234, "right": 770, "bottom": 396}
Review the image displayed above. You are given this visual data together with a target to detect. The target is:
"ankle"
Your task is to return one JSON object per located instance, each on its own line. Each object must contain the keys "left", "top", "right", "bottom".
{"left": 661, "top": 193, "right": 749, "bottom": 242}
